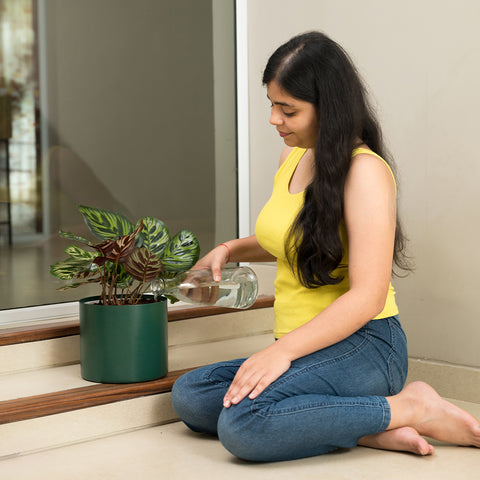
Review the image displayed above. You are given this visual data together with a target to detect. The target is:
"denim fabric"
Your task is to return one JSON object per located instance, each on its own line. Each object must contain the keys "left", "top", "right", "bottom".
{"left": 171, "top": 316, "right": 408, "bottom": 462}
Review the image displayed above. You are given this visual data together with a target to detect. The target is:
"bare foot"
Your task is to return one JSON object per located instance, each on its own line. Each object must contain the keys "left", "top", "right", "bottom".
{"left": 359, "top": 427, "right": 435, "bottom": 455}
{"left": 392, "top": 382, "right": 480, "bottom": 447}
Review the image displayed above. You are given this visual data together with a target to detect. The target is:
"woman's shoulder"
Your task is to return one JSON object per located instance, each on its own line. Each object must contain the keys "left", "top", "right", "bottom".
{"left": 348, "top": 147, "right": 397, "bottom": 194}
{"left": 278, "top": 146, "right": 295, "bottom": 167}
{"left": 352, "top": 146, "right": 383, "bottom": 161}
{"left": 278, "top": 146, "right": 307, "bottom": 167}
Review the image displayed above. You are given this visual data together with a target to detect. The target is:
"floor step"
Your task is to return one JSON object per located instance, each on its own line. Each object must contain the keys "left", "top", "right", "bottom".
{"left": 0, "top": 333, "right": 273, "bottom": 457}
{"left": 0, "top": 367, "right": 189, "bottom": 425}
{"left": 1, "top": 390, "right": 176, "bottom": 460}
{"left": 0, "top": 301, "right": 275, "bottom": 458}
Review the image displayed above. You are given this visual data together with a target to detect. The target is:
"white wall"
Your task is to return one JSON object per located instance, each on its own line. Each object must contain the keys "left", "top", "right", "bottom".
{"left": 246, "top": 0, "right": 480, "bottom": 368}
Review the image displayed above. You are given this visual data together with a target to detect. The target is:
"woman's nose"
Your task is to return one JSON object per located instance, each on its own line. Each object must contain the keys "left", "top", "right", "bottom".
{"left": 269, "top": 109, "right": 283, "bottom": 126}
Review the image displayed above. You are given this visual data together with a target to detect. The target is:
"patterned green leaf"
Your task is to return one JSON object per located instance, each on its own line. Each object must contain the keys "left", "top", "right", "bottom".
{"left": 50, "top": 258, "right": 95, "bottom": 280}
{"left": 78, "top": 205, "right": 135, "bottom": 241}
{"left": 102, "top": 262, "right": 132, "bottom": 289}
{"left": 124, "top": 247, "right": 163, "bottom": 282}
{"left": 57, "top": 276, "right": 102, "bottom": 291}
{"left": 76, "top": 269, "right": 100, "bottom": 280}
{"left": 64, "top": 245, "right": 98, "bottom": 261}
{"left": 57, "top": 283, "right": 84, "bottom": 291}
{"left": 139, "top": 217, "right": 170, "bottom": 256}
{"left": 59, "top": 230, "right": 90, "bottom": 244}
{"left": 164, "top": 294, "right": 180, "bottom": 304}
{"left": 161, "top": 229, "right": 200, "bottom": 273}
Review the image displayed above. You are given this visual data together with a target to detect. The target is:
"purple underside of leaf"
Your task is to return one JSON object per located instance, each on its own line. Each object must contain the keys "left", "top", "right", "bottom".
{"left": 76, "top": 270, "right": 100, "bottom": 280}
{"left": 92, "top": 223, "right": 142, "bottom": 263}
{"left": 94, "top": 240, "right": 115, "bottom": 257}
{"left": 124, "top": 247, "right": 163, "bottom": 281}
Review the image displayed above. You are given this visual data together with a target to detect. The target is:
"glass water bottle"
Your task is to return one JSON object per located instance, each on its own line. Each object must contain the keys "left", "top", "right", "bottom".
{"left": 152, "top": 266, "right": 258, "bottom": 309}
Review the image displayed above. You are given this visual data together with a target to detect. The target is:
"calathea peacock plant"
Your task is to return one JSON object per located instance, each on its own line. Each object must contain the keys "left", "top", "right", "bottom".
{"left": 50, "top": 205, "right": 200, "bottom": 305}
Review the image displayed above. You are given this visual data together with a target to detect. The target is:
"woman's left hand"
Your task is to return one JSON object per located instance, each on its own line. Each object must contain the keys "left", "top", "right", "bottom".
{"left": 223, "top": 346, "right": 291, "bottom": 408}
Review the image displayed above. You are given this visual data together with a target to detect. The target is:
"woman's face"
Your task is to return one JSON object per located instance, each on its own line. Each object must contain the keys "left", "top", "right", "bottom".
{"left": 267, "top": 80, "right": 319, "bottom": 149}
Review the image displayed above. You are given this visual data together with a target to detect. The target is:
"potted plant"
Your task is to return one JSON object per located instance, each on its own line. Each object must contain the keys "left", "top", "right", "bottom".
{"left": 50, "top": 205, "right": 200, "bottom": 383}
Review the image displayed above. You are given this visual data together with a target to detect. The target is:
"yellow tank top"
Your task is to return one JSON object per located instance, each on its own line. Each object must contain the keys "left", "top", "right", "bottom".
{"left": 255, "top": 147, "right": 399, "bottom": 338}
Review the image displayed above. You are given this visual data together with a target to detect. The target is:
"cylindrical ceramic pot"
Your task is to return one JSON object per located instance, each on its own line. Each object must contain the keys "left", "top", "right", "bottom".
{"left": 79, "top": 296, "right": 168, "bottom": 383}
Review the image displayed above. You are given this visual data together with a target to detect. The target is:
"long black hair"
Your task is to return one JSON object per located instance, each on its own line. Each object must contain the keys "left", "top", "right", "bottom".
{"left": 263, "top": 31, "right": 411, "bottom": 287}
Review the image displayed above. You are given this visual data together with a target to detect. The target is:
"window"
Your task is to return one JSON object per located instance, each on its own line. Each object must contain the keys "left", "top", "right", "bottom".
{"left": 0, "top": 0, "right": 237, "bottom": 315}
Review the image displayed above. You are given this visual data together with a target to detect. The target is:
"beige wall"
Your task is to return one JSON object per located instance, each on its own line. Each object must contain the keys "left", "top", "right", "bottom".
{"left": 246, "top": 0, "right": 480, "bottom": 368}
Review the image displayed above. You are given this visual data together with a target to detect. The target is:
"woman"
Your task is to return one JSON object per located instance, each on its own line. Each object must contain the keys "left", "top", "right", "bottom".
{"left": 171, "top": 31, "right": 480, "bottom": 462}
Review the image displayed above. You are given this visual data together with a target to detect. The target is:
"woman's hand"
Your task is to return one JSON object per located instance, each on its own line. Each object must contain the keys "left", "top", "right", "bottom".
{"left": 223, "top": 345, "right": 292, "bottom": 408}
{"left": 192, "top": 244, "right": 230, "bottom": 282}
{"left": 193, "top": 235, "right": 275, "bottom": 282}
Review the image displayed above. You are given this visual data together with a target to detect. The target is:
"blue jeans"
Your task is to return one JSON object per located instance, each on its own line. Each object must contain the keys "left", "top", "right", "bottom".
{"left": 171, "top": 315, "right": 408, "bottom": 462}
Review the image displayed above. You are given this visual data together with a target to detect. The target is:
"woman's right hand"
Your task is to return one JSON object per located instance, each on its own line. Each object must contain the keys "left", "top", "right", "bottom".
{"left": 192, "top": 243, "right": 231, "bottom": 282}
{"left": 193, "top": 235, "right": 275, "bottom": 282}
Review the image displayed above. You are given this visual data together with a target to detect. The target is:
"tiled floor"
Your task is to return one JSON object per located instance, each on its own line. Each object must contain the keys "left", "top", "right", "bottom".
{"left": 2, "top": 401, "right": 479, "bottom": 480}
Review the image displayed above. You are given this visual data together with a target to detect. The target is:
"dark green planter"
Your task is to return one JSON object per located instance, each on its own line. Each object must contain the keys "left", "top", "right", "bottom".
{"left": 79, "top": 296, "right": 168, "bottom": 383}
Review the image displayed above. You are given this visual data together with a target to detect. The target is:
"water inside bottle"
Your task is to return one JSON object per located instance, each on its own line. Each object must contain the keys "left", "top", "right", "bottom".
{"left": 173, "top": 276, "right": 257, "bottom": 309}
{"left": 151, "top": 266, "right": 258, "bottom": 309}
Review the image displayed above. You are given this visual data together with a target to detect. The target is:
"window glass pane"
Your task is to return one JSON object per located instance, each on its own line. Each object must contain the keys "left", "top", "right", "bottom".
{"left": 0, "top": 0, "right": 237, "bottom": 311}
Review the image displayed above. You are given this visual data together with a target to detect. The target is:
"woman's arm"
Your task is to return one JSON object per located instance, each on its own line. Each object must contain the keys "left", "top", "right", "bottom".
{"left": 194, "top": 235, "right": 275, "bottom": 281}
{"left": 223, "top": 152, "right": 397, "bottom": 407}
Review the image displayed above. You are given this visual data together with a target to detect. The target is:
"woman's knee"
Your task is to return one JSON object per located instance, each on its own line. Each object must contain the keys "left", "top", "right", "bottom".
{"left": 217, "top": 404, "right": 270, "bottom": 461}
{"left": 171, "top": 369, "right": 226, "bottom": 435}
{"left": 171, "top": 370, "right": 197, "bottom": 402}
{"left": 217, "top": 402, "right": 340, "bottom": 462}
{"left": 171, "top": 374, "right": 195, "bottom": 422}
